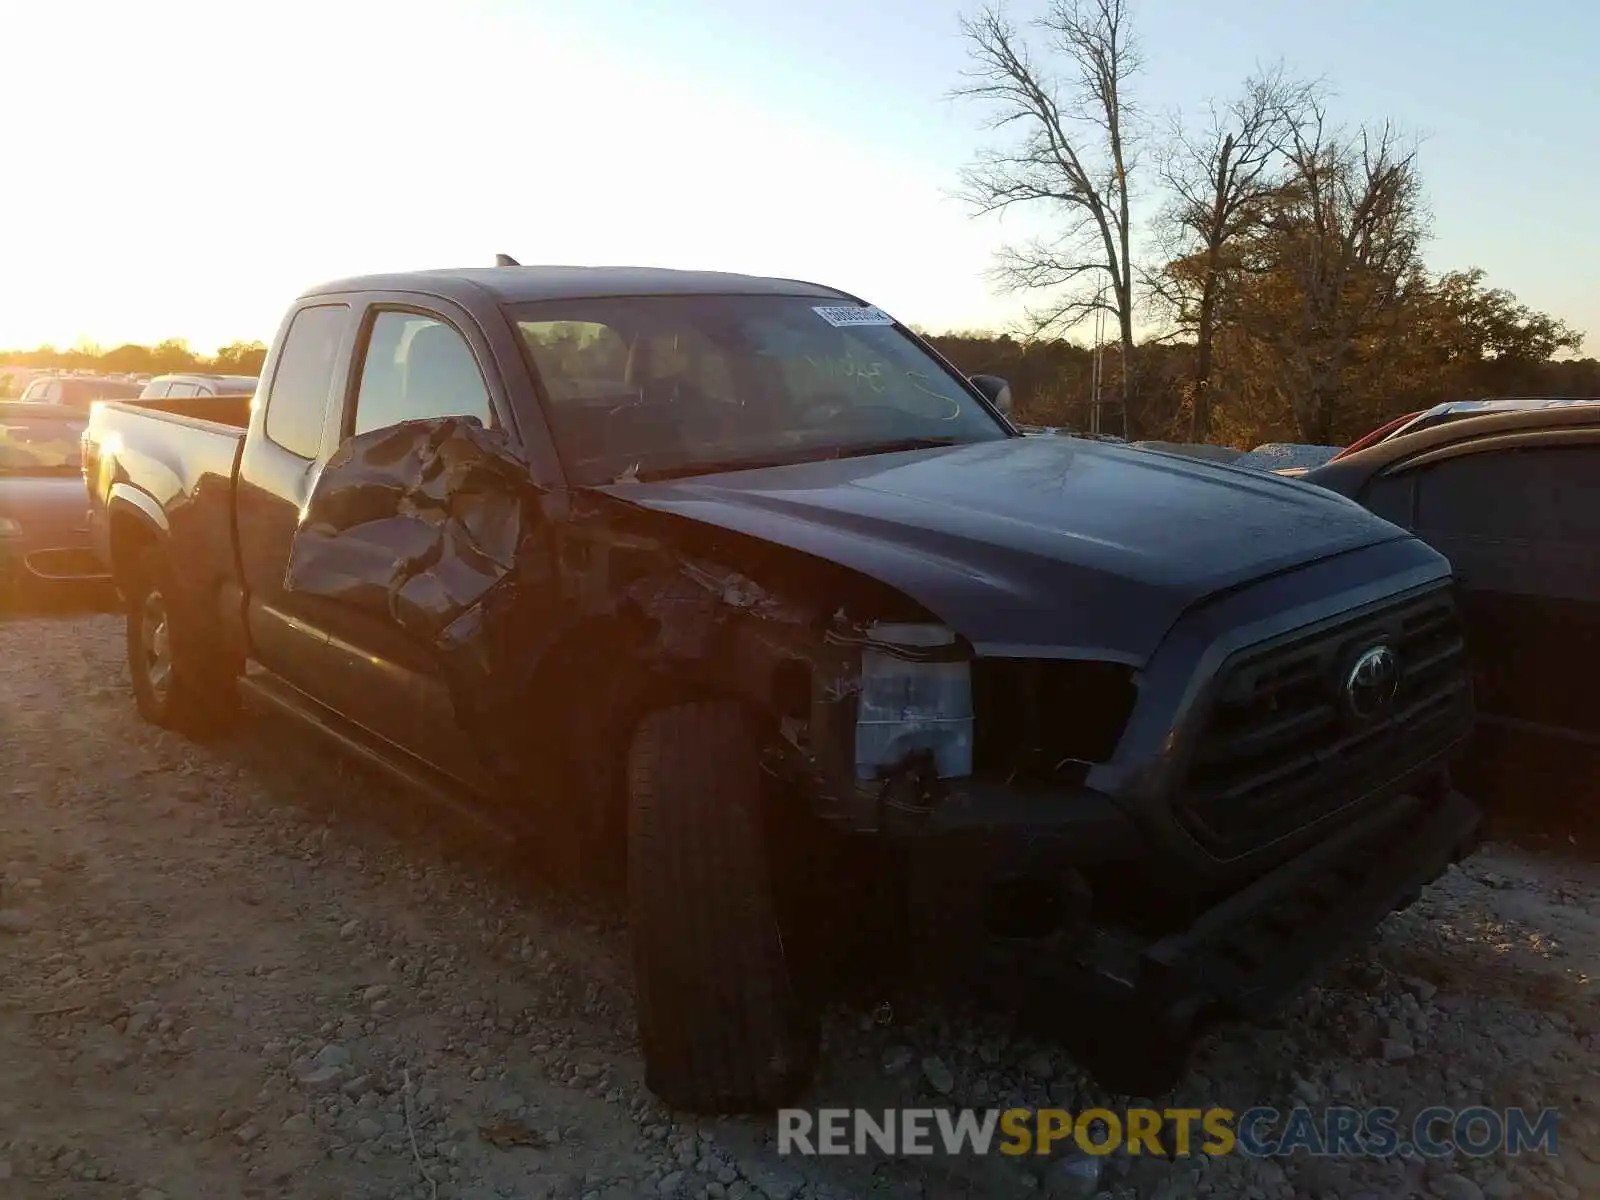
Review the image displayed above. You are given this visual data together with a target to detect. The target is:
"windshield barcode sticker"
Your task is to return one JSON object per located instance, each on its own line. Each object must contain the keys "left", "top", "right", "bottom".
{"left": 813, "top": 305, "right": 895, "bottom": 327}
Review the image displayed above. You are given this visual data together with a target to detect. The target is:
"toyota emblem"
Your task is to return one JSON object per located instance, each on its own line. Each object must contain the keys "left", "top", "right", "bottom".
{"left": 1343, "top": 643, "right": 1401, "bottom": 722}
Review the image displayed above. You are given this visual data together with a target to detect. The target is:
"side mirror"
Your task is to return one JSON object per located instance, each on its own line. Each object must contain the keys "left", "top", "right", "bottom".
{"left": 969, "top": 374, "right": 1013, "bottom": 415}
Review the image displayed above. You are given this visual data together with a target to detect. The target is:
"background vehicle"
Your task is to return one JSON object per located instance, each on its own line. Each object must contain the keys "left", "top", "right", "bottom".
{"left": 1305, "top": 401, "right": 1600, "bottom": 755}
{"left": 0, "top": 400, "right": 108, "bottom": 598}
{"left": 1330, "top": 410, "right": 1427, "bottom": 462}
{"left": 1327, "top": 398, "right": 1598, "bottom": 466}
{"left": 84, "top": 264, "right": 1480, "bottom": 1112}
{"left": 137, "top": 373, "right": 258, "bottom": 400}
{"left": 19, "top": 375, "right": 143, "bottom": 408}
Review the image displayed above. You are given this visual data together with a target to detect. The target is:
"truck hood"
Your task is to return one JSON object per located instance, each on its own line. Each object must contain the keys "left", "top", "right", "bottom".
{"left": 597, "top": 435, "right": 1407, "bottom": 664}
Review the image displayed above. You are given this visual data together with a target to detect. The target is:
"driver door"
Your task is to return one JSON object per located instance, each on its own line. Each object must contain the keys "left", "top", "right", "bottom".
{"left": 312, "top": 302, "right": 512, "bottom": 788}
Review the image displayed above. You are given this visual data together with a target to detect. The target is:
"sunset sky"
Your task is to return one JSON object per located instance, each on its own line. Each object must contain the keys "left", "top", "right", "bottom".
{"left": 2, "top": 0, "right": 1594, "bottom": 354}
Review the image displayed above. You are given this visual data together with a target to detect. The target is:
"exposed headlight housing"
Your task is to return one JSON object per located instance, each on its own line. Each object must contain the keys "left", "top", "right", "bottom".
{"left": 853, "top": 622, "right": 973, "bottom": 781}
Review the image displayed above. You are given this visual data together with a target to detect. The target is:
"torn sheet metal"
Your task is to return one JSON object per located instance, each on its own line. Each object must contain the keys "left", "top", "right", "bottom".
{"left": 611, "top": 550, "right": 977, "bottom": 832}
{"left": 614, "top": 554, "right": 870, "bottom": 813}
{"left": 283, "top": 416, "right": 557, "bottom": 705}
{"left": 283, "top": 424, "right": 947, "bottom": 830}
{"left": 616, "top": 557, "right": 817, "bottom": 663}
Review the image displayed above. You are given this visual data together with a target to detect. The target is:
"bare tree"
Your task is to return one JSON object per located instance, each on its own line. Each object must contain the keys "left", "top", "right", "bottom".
{"left": 1149, "top": 65, "right": 1317, "bottom": 439}
{"left": 953, "top": 0, "right": 1140, "bottom": 434}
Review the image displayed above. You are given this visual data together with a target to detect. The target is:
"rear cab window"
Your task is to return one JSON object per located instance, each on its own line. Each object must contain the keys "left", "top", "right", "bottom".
{"left": 263, "top": 304, "right": 350, "bottom": 459}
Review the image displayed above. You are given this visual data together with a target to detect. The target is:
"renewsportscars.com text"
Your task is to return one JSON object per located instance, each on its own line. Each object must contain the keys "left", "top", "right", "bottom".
{"left": 777, "top": 1106, "right": 1560, "bottom": 1159}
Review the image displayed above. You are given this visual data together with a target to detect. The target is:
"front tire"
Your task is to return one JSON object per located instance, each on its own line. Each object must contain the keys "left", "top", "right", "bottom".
{"left": 126, "top": 545, "right": 236, "bottom": 734}
{"left": 626, "top": 699, "right": 817, "bottom": 1113}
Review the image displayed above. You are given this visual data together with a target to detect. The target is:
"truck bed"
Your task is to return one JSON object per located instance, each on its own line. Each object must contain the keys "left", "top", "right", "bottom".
{"left": 85, "top": 400, "right": 247, "bottom": 494}
{"left": 83, "top": 399, "right": 249, "bottom": 630}
{"left": 107, "top": 394, "right": 252, "bottom": 429}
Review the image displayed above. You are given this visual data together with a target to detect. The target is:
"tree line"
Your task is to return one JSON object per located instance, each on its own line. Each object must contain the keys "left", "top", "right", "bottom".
{"left": 940, "top": 0, "right": 1591, "bottom": 445}
{"left": 5, "top": 304, "right": 1590, "bottom": 449}
{"left": 0, "top": 339, "right": 269, "bottom": 383}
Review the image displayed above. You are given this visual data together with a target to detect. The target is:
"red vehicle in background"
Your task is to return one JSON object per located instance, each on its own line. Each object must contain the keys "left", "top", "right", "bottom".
{"left": 1329, "top": 410, "right": 1424, "bottom": 462}
{"left": 1330, "top": 398, "right": 1600, "bottom": 464}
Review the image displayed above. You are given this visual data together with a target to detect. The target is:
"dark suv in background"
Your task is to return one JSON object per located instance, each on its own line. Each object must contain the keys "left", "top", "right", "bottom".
{"left": 19, "top": 376, "right": 143, "bottom": 408}
{"left": 1304, "top": 400, "right": 1600, "bottom": 809}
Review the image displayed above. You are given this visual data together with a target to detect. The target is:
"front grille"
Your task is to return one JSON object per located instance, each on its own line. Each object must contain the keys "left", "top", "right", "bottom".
{"left": 1177, "top": 584, "right": 1471, "bottom": 856}
{"left": 972, "top": 658, "right": 1137, "bottom": 786}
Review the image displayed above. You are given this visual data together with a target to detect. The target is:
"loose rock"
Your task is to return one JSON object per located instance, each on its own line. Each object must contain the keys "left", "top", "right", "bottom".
{"left": 921, "top": 1055, "right": 956, "bottom": 1095}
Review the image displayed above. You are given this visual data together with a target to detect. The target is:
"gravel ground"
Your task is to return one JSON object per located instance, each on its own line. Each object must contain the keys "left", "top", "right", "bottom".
{"left": 1, "top": 611, "right": 1597, "bottom": 1200}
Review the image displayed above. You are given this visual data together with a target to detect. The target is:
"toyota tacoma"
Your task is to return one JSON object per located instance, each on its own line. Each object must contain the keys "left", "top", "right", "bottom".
{"left": 83, "top": 263, "right": 1481, "bottom": 1111}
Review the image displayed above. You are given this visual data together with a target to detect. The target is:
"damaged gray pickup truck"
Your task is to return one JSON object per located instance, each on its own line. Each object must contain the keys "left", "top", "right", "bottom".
{"left": 84, "top": 265, "right": 1483, "bottom": 1112}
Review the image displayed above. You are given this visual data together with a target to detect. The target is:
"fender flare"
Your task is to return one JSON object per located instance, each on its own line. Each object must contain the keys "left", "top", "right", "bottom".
{"left": 104, "top": 485, "right": 170, "bottom": 586}
{"left": 107, "top": 483, "right": 170, "bottom": 537}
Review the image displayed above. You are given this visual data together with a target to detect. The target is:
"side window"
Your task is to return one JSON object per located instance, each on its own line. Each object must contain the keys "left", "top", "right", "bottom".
{"left": 351, "top": 311, "right": 492, "bottom": 436}
{"left": 264, "top": 303, "right": 349, "bottom": 459}
{"left": 1413, "top": 444, "right": 1600, "bottom": 607}
{"left": 1414, "top": 446, "right": 1600, "bottom": 543}
{"left": 141, "top": 381, "right": 171, "bottom": 399}
{"left": 25, "top": 380, "right": 62, "bottom": 403}
{"left": 166, "top": 382, "right": 200, "bottom": 398}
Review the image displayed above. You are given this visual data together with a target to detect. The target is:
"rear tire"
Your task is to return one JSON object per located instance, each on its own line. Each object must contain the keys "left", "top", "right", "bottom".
{"left": 126, "top": 545, "right": 236, "bottom": 734}
{"left": 627, "top": 699, "right": 817, "bottom": 1113}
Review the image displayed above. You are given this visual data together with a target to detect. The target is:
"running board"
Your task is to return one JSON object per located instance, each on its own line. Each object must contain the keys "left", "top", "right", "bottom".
{"left": 236, "top": 669, "right": 520, "bottom": 847}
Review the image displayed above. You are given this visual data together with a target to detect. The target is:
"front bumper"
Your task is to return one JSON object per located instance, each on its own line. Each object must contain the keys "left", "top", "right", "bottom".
{"left": 1083, "top": 783, "right": 1480, "bottom": 1096}
{"left": 904, "top": 780, "right": 1481, "bottom": 1094}
{"left": 1135, "top": 781, "right": 1481, "bottom": 1019}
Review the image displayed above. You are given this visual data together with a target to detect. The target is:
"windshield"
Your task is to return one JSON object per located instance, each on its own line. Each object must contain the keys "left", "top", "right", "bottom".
{"left": 0, "top": 414, "right": 85, "bottom": 474}
{"left": 511, "top": 294, "right": 1009, "bottom": 484}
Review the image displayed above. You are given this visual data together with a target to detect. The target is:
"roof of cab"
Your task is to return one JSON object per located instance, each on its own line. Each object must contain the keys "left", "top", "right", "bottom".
{"left": 300, "top": 265, "right": 856, "bottom": 305}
